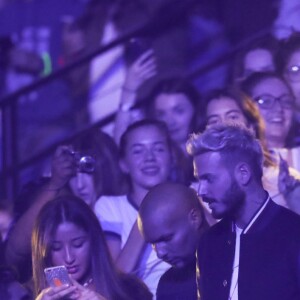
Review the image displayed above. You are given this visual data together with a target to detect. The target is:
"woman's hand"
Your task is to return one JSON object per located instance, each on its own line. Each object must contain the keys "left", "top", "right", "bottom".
{"left": 35, "top": 284, "right": 78, "bottom": 300}
{"left": 70, "top": 278, "right": 108, "bottom": 300}
{"left": 48, "top": 145, "right": 76, "bottom": 190}
{"left": 123, "top": 49, "right": 157, "bottom": 92}
{"left": 278, "top": 155, "right": 300, "bottom": 195}
{"left": 119, "top": 49, "right": 156, "bottom": 112}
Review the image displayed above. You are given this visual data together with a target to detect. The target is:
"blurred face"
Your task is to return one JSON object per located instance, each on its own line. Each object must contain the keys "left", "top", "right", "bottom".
{"left": 206, "top": 96, "right": 248, "bottom": 127}
{"left": 250, "top": 77, "right": 294, "bottom": 147}
{"left": 194, "top": 152, "right": 245, "bottom": 219}
{"left": 50, "top": 222, "right": 91, "bottom": 283}
{"left": 121, "top": 125, "right": 171, "bottom": 190}
{"left": 284, "top": 49, "right": 300, "bottom": 109}
{"left": 69, "top": 173, "right": 97, "bottom": 207}
{"left": 243, "top": 49, "right": 275, "bottom": 77}
{"left": 141, "top": 209, "right": 200, "bottom": 268}
{"left": 154, "top": 93, "right": 195, "bottom": 145}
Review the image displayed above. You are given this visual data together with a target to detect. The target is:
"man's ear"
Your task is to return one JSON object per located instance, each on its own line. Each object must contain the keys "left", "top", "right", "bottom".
{"left": 234, "top": 162, "right": 251, "bottom": 186}
{"left": 119, "top": 159, "right": 129, "bottom": 174}
{"left": 188, "top": 208, "right": 203, "bottom": 230}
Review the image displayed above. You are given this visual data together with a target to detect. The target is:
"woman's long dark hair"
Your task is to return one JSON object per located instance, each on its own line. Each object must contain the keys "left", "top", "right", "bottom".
{"left": 32, "top": 195, "right": 131, "bottom": 299}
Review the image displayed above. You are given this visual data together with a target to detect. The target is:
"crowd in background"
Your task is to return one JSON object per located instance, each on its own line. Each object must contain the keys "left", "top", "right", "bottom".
{"left": 1, "top": 0, "right": 300, "bottom": 299}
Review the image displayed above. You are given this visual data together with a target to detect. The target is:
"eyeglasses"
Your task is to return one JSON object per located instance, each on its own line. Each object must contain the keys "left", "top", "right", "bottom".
{"left": 285, "top": 65, "right": 300, "bottom": 82}
{"left": 253, "top": 94, "right": 294, "bottom": 109}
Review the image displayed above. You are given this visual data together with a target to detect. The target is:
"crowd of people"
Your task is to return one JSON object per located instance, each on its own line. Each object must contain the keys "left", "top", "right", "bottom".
{"left": 2, "top": 0, "right": 300, "bottom": 299}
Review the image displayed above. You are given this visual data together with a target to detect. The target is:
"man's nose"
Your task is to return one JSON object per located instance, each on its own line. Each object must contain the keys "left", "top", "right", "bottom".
{"left": 198, "top": 181, "right": 208, "bottom": 197}
{"left": 154, "top": 243, "right": 167, "bottom": 260}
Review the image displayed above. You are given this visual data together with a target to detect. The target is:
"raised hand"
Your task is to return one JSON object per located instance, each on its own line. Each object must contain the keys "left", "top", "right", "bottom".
{"left": 278, "top": 154, "right": 299, "bottom": 195}
{"left": 123, "top": 49, "right": 157, "bottom": 92}
{"left": 70, "top": 278, "right": 108, "bottom": 300}
{"left": 49, "top": 145, "right": 77, "bottom": 190}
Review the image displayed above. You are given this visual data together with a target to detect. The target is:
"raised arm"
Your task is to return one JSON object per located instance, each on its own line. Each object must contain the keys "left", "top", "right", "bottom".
{"left": 108, "top": 220, "right": 146, "bottom": 274}
{"left": 114, "top": 50, "right": 156, "bottom": 144}
{"left": 278, "top": 155, "right": 300, "bottom": 214}
{"left": 5, "top": 146, "right": 76, "bottom": 267}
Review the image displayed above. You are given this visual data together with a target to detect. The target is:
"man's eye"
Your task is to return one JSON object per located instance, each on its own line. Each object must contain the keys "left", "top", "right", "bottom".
{"left": 228, "top": 114, "right": 239, "bottom": 120}
{"left": 205, "top": 175, "right": 214, "bottom": 184}
{"left": 207, "top": 120, "right": 218, "bottom": 126}
{"left": 207, "top": 117, "right": 220, "bottom": 126}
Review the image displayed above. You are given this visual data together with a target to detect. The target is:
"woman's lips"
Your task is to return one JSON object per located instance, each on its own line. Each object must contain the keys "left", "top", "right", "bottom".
{"left": 66, "top": 266, "right": 78, "bottom": 274}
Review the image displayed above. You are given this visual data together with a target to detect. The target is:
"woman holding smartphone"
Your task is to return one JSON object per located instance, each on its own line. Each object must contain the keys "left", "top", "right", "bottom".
{"left": 5, "top": 128, "right": 127, "bottom": 284}
{"left": 32, "top": 195, "right": 151, "bottom": 300}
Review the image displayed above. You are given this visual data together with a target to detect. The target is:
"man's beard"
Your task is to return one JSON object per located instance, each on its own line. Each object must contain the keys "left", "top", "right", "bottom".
{"left": 203, "top": 178, "right": 246, "bottom": 220}
{"left": 221, "top": 178, "right": 246, "bottom": 219}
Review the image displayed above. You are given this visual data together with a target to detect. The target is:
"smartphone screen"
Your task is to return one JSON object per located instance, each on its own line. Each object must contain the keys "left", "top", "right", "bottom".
{"left": 126, "top": 37, "right": 152, "bottom": 65}
{"left": 44, "top": 266, "right": 72, "bottom": 287}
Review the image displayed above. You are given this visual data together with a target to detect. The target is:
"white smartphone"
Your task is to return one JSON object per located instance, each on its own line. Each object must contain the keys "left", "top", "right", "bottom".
{"left": 44, "top": 265, "right": 72, "bottom": 287}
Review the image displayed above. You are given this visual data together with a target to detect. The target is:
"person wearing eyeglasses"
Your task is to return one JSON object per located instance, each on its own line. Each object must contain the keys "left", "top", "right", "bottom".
{"left": 278, "top": 32, "right": 300, "bottom": 146}
{"left": 241, "top": 71, "right": 300, "bottom": 172}
{"left": 196, "top": 87, "right": 300, "bottom": 216}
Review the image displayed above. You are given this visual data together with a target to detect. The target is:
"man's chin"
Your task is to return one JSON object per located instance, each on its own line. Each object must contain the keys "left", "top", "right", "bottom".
{"left": 170, "top": 259, "right": 187, "bottom": 269}
{"left": 211, "top": 210, "right": 224, "bottom": 220}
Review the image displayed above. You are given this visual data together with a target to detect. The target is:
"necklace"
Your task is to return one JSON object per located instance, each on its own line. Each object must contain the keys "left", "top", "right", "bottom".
{"left": 83, "top": 278, "right": 93, "bottom": 288}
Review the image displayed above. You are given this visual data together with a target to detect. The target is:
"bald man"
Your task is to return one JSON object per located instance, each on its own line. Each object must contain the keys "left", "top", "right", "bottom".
{"left": 138, "top": 182, "right": 208, "bottom": 300}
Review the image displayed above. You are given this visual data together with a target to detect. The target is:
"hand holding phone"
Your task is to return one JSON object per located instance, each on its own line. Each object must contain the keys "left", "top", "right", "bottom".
{"left": 44, "top": 265, "right": 72, "bottom": 287}
{"left": 126, "top": 37, "right": 153, "bottom": 65}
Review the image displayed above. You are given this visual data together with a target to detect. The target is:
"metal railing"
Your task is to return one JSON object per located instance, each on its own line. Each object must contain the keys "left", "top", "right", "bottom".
{"left": 0, "top": 1, "right": 271, "bottom": 200}
{"left": 0, "top": 0, "right": 198, "bottom": 199}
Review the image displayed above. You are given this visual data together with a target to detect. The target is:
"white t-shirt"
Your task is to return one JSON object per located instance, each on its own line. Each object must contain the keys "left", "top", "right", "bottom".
{"left": 88, "top": 21, "right": 126, "bottom": 135}
{"left": 228, "top": 226, "right": 242, "bottom": 300}
{"left": 94, "top": 195, "right": 171, "bottom": 298}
